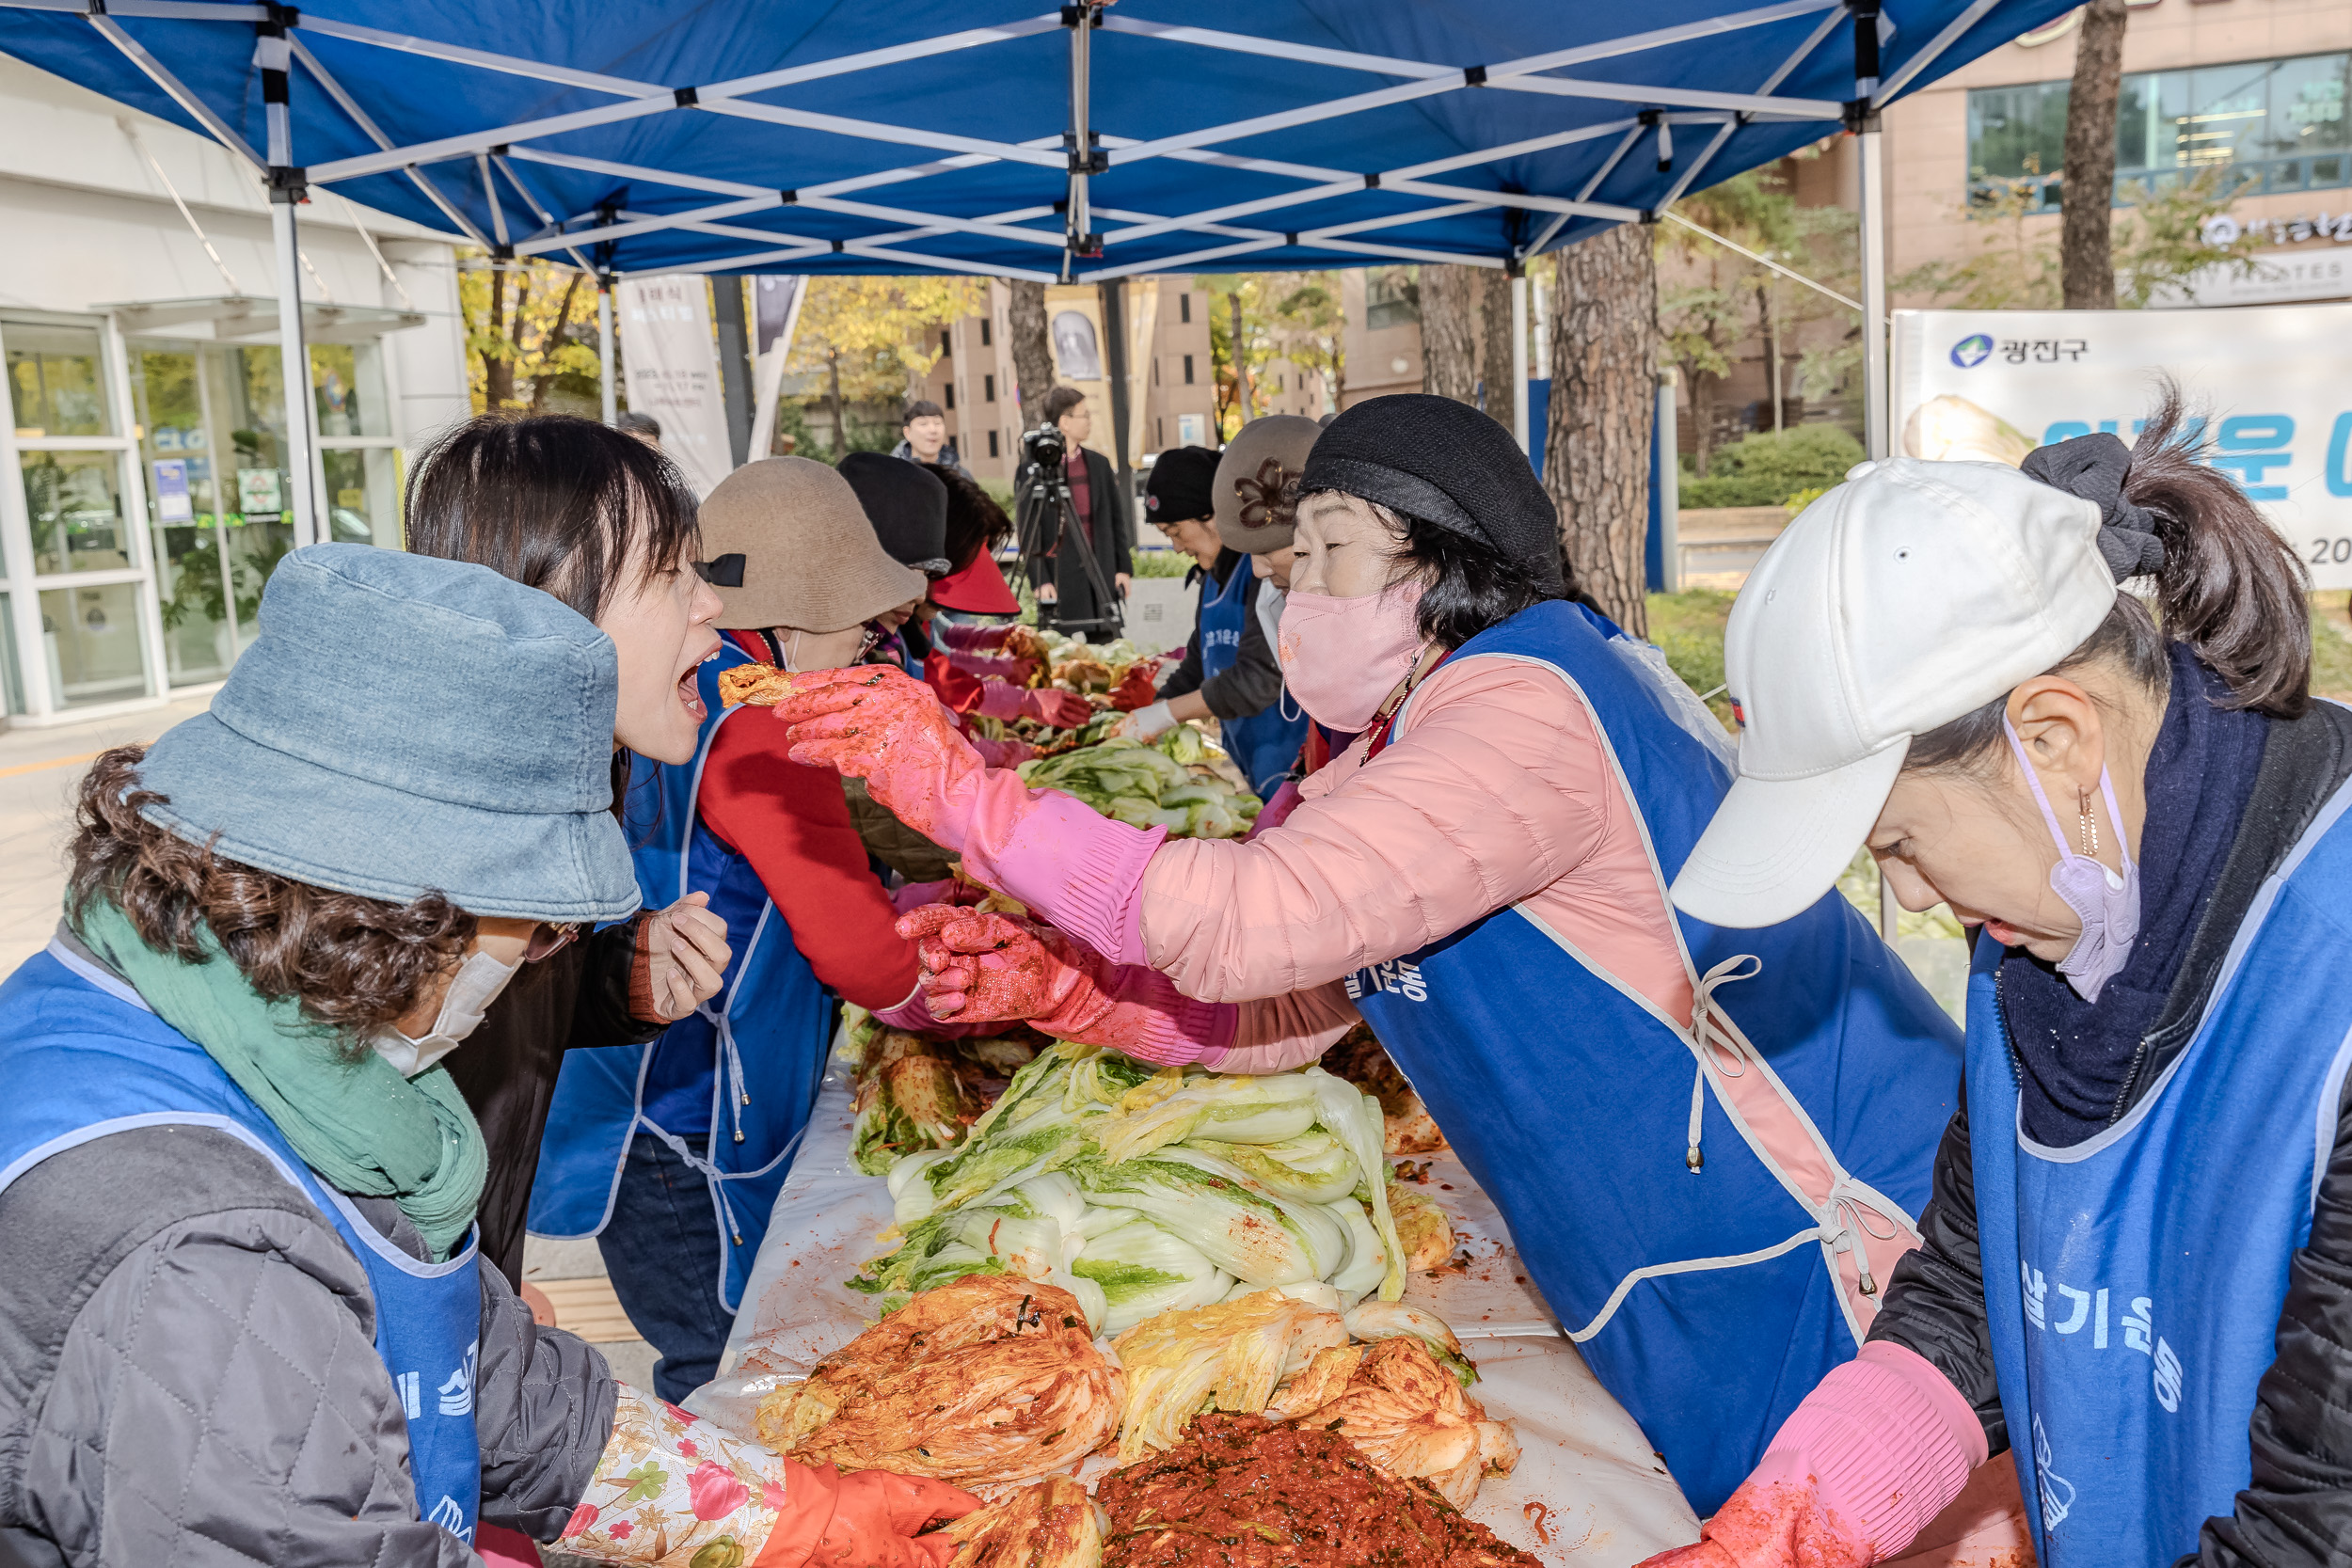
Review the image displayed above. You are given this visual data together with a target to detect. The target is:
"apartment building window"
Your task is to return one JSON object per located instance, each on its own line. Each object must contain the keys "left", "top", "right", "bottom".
{"left": 1156, "top": 417, "right": 1164, "bottom": 447}
{"left": 988, "top": 430, "right": 1001, "bottom": 458}
{"left": 1179, "top": 293, "right": 1191, "bottom": 325}
{"left": 1152, "top": 357, "right": 1159, "bottom": 385}
{"left": 1364, "top": 268, "right": 1421, "bottom": 329}
{"left": 1182, "top": 355, "right": 1195, "bottom": 385}
{"left": 983, "top": 373, "right": 996, "bottom": 403}
{"left": 945, "top": 385, "right": 956, "bottom": 409}
{"left": 980, "top": 319, "right": 993, "bottom": 346}
{"left": 1968, "top": 50, "right": 2351, "bottom": 211}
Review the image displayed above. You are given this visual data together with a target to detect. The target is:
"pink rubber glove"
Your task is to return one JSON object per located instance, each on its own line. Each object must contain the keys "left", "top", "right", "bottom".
{"left": 947, "top": 648, "right": 1040, "bottom": 687}
{"left": 973, "top": 680, "right": 1093, "bottom": 728}
{"left": 895, "top": 905, "right": 1233, "bottom": 1066}
{"left": 777, "top": 667, "right": 1161, "bottom": 965}
{"left": 934, "top": 622, "right": 1027, "bottom": 655}
{"left": 1631, "top": 1342, "right": 1985, "bottom": 1568}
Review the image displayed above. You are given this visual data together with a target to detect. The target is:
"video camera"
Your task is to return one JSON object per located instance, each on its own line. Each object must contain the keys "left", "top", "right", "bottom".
{"left": 1019, "top": 421, "right": 1068, "bottom": 472}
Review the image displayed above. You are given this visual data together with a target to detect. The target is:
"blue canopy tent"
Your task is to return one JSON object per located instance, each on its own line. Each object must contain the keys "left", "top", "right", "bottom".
{"left": 0, "top": 0, "right": 2074, "bottom": 541}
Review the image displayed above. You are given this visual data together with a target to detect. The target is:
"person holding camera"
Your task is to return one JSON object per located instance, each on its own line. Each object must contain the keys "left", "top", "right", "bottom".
{"left": 1014, "top": 387, "right": 1132, "bottom": 637}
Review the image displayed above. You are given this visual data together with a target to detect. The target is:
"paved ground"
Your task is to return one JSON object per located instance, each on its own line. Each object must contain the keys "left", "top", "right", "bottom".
{"left": 0, "top": 703, "right": 657, "bottom": 1388}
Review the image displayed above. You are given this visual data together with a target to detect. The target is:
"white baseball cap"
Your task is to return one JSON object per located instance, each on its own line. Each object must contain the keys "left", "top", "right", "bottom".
{"left": 1669, "top": 457, "right": 2120, "bottom": 929}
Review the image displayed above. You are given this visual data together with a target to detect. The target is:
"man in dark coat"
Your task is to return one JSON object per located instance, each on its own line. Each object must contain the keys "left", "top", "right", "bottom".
{"left": 1015, "top": 386, "right": 1133, "bottom": 636}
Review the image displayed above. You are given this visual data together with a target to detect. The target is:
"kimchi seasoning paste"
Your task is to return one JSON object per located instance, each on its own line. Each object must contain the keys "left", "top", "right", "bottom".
{"left": 1096, "top": 1414, "right": 1536, "bottom": 1568}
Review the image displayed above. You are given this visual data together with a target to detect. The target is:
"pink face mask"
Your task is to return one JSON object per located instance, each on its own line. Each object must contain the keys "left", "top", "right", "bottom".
{"left": 1276, "top": 581, "right": 1425, "bottom": 732}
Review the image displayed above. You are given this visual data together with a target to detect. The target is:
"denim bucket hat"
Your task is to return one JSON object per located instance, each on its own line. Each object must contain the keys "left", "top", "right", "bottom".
{"left": 134, "top": 543, "right": 640, "bottom": 924}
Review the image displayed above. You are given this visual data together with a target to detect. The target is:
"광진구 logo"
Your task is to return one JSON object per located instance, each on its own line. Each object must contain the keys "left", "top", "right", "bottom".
{"left": 1949, "top": 333, "right": 1994, "bottom": 369}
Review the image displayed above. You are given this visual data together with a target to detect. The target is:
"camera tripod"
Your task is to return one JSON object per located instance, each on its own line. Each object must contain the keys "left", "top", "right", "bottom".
{"left": 1016, "top": 440, "right": 1123, "bottom": 641}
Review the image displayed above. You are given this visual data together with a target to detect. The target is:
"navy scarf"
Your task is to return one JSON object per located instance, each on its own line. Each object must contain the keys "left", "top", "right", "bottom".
{"left": 2000, "top": 642, "right": 2268, "bottom": 1148}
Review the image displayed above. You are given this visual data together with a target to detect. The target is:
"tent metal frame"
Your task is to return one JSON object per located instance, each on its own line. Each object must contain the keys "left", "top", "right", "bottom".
{"left": 9, "top": 0, "right": 2020, "bottom": 531}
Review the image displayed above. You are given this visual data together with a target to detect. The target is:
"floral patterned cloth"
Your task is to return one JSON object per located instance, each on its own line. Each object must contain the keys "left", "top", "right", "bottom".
{"left": 559, "top": 1386, "right": 791, "bottom": 1567}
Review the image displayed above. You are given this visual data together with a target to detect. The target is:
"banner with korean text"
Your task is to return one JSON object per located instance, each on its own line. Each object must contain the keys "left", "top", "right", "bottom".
{"left": 617, "top": 275, "right": 732, "bottom": 498}
{"left": 1895, "top": 304, "right": 2352, "bottom": 590}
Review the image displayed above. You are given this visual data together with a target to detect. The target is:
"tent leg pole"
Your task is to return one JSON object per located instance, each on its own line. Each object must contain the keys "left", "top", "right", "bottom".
{"left": 271, "top": 193, "right": 319, "bottom": 548}
{"left": 599, "top": 284, "right": 616, "bottom": 425}
{"left": 1655, "top": 370, "right": 1680, "bottom": 594}
{"left": 1509, "top": 271, "right": 1530, "bottom": 454}
{"left": 1857, "top": 118, "right": 1890, "bottom": 463}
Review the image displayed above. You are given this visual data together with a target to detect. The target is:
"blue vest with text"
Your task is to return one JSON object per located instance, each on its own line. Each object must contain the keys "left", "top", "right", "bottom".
{"left": 1972, "top": 772, "right": 2352, "bottom": 1564}
{"left": 529, "top": 648, "right": 832, "bottom": 1313}
{"left": 1197, "top": 560, "right": 1307, "bottom": 799}
{"left": 0, "top": 945, "right": 484, "bottom": 1543}
{"left": 1346, "top": 601, "right": 1963, "bottom": 1515}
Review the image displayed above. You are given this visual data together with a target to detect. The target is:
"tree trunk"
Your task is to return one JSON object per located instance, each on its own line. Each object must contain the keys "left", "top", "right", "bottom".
{"left": 1419, "top": 264, "right": 1479, "bottom": 404}
{"left": 529, "top": 272, "right": 585, "bottom": 413}
{"left": 483, "top": 264, "right": 515, "bottom": 410}
{"left": 2060, "top": 0, "right": 2128, "bottom": 309}
{"left": 1228, "top": 292, "right": 1252, "bottom": 420}
{"left": 826, "top": 352, "right": 848, "bottom": 456}
{"left": 1007, "top": 279, "right": 1054, "bottom": 427}
{"left": 1477, "top": 267, "right": 1515, "bottom": 435}
{"left": 1545, "top": 224, "right": 1658, "bottom": 637}
{"left": 1690, "top": 373, "right": 1717, "bottom": 478}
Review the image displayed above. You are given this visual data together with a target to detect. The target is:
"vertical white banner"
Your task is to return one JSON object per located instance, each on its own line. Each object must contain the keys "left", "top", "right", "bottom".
{"left": 747, "top": 276, "right": 807, "bottom": 464}
{"left": 617, "top": 275, "right": 732, "bottom": 497}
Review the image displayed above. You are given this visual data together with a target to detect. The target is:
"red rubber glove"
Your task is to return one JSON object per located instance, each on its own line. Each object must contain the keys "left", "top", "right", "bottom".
{"left": 754, "top": 1460, "right": 977, "bottom": 1568}
{"left": 1107, "top": 657, "right": 1164, "bottom": 711}
{"left": 1019, "top": 687, "right": 1094, "bottom": 728}
{"left": 947, "top": 648, "right": 1041, "bottom": 687}
{"left": 894, "top": 905, "right": 1234, "bottom": 1066}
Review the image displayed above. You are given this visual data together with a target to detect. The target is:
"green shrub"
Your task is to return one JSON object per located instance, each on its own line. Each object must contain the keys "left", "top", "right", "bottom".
{"left": 1130, "top": 548, "right": 1196, "bottom": 578}
{"left": 1679, "top": 426, "right": 1866, "bottom": 510}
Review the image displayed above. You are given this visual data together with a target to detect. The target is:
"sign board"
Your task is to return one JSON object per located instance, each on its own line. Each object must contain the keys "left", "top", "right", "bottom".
{"left": 151, "top": 458, "right": 192, "bottom": 524}
{"left": 746, "top": 275, "right": 807, "bottom": 463}
{"left": 236, "top": 466, "right": 282, "bottom": 519}
{"left": 617, "top": 275, "right": 732, "bottom": 497}
{"left": 1894, "top": 304, "right": 2352, "bottom": 589}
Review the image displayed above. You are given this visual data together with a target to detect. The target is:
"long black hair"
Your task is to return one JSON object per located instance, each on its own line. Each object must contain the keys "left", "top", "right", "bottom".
{"left": 1907, "top": 388, "right": 2311, "bottom": 776}
{"left": 404, "top": 414, "right": 702, "bottom": 624}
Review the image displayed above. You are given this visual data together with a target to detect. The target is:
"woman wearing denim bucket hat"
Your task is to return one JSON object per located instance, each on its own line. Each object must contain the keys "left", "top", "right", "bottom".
{"left": 773, "top": 393, "right": 1968, "bottom": 1521}
{"left": 1645, "top": 395, "right": 2352, "bottom": 1568}
{"left": 0, "top": 545, "right": 974, "bottom": 1568}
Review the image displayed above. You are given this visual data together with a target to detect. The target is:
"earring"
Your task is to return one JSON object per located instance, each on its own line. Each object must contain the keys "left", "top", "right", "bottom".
{"left": 2077, "top": 786, "right": 2100, "bottom": 858}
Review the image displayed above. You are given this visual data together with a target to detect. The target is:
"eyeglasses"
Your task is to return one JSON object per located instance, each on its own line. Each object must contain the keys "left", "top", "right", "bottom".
{"left": 524, "top": 922, "right": 583, "bottom": 963}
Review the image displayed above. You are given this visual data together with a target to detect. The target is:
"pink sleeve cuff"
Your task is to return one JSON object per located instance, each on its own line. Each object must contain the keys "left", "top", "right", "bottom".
{"left": 1042, "top": 962, "right": 1236, "bottom": 1067}
{"left": 1760, "top": 1341, "right": 1986, "bottom": 1556}
{"left": 958, "top": 778, "right": 1161, "bottom": 967}
{"left": 948, "top": 649, "right": 1025, "bottom": 682}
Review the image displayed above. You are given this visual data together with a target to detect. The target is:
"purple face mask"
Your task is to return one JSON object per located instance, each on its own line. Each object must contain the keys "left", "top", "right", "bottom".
{"left": 2003, "top": 719, "right": 2140, "bottom": 1002}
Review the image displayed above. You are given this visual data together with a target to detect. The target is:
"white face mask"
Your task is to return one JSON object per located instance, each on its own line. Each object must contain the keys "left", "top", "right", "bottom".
{"left": 369, "top": 948, "right": 521, "bottom": 1078}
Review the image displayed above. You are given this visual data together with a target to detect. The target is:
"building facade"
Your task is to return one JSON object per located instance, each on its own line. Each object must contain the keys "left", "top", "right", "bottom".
{"left": 1883, "top": 0, "right": 2352, "bottom": 302}
{"left": 0, "top": 55, "right": 467, "bottom": 725}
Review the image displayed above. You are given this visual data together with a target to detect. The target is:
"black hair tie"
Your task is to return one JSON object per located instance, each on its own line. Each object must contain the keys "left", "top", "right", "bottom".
{"left": 2020, "top": 432, "right": 2166, "bottom": 581}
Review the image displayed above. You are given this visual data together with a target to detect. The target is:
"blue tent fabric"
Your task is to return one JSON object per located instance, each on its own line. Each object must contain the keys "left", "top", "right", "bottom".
{"left": 1, "top": 0, "right": 2076, "bottom": 277}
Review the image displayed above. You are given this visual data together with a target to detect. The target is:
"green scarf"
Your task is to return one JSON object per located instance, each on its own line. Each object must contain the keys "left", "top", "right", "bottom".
{"left": 76, "top": 898, "right": 487, "bottom": 1260}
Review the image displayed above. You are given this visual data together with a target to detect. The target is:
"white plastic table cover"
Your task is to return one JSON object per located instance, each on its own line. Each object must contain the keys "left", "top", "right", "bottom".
{"left": 691, "top": 1045, "right": 1700, "bottom": 1565}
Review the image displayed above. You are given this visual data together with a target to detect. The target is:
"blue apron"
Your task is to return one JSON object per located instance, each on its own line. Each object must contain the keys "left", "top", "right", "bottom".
{"left": 1346, "top": 601, "right": 1963, "bottom": 1515}
{"left": 0, "top": 943, "right": 484, "bottom": 1543}
{"left": 1974, "top": 772, "right": 2352, "bottom": 1564}
{"left": 530, "top": 648, "right": 832, "bottom": 1313}
{"left": 1197, "top": 558, "right": 1308, "bottom": 799}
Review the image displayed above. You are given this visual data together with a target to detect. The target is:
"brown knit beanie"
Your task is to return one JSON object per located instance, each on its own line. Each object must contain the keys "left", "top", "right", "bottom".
{"left": 1212, "top": 415, "right": 1321, "bottom": 554}
{"left": 697, "top": 458, "right": 927, "bottom": 633}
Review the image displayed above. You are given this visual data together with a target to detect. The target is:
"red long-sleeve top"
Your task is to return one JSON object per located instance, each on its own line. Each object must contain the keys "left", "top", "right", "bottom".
{"left": 694, "top": 631, "right": 922, "bottom": 1011}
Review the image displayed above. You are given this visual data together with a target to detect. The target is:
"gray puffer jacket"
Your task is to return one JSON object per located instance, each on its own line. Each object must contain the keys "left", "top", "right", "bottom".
{"left": 0, "top": 1119, "right": 617, "bottom": 1567}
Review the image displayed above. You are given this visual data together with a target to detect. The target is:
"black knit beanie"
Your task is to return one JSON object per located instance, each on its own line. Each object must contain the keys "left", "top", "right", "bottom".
{"left": 838, "top": 451, "right": 951, "bottom": 575}
{"left": 1144, "top": 446, "right": 1219, "bottom": 524}
{"left": 1301, "top": 394, "right": 1562, "bottom": 590}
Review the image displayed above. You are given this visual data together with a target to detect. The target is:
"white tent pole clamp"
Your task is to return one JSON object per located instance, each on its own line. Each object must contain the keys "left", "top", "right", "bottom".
{"left": 258, "top": 12, "right": 319, "bottom": 548}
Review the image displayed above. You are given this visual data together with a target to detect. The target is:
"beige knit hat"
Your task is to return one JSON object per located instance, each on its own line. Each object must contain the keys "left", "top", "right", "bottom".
{"left": 698, "top": 458, "right": 927, "bottom": 633}
{"left": 1213, "top": 415, "right": 1322, "bottom": 553}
